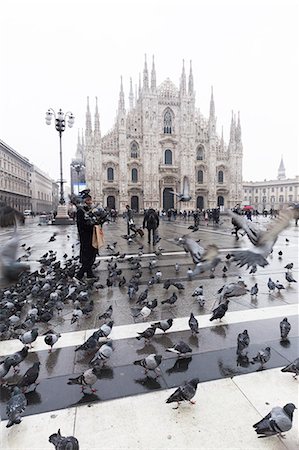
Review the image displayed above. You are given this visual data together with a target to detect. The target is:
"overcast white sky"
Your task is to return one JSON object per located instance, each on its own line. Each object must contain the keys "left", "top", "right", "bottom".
{"left": 1, "top": 0, "right": 298, "bottom": 185}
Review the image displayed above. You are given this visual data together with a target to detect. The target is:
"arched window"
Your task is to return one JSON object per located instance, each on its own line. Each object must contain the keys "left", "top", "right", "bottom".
{"left": 163, "top": 109, "right": 173, "bottom": 134}
{"left": 197, "top": 170, "right": 203, "bottom": 184}
{"left": 130, "top": 141, "right": 139, "bottom": 158}
{"left": 164, "top": 149, "right": 172, "bottom": 165}
{"left": 218, "top": 170, "right": 224, "bottom": 183}
{"left": 131, "top": 168, "right": 138, "bottom": 182}
{"left": 197, "top": 196, "right": 204, "bottom": 209}
{"left": 217, "top": 196, "right": 224, "bottom": 207}
{"left": 107, "top": 167, "right": 114, "bottom": 181}
{"left": 196, "top": 146, "right": 204, "bottom": 160}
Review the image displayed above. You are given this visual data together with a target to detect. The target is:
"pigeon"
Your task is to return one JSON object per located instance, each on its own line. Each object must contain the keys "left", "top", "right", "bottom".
{"left": 285, "top": 272, "right": 297, "bottom": 284}
{"left": 136, "top": 327, "right": 156, "bottom": 342}
{"left": 97, "top": 320, "right": 114, "bottom": 338}
{"left": 6, "top": 386, "right": 27, "bottom": 427}
{"left": 253, "top": 403, "right": 296, "bottom": 438}
{"left": 0, "top": 359, "right": 12, "bottom": 381}
{"left": 151, "top": 318, "right": 173, "bottom": 333}
{"left": 191, "top": 244, "right": 221, "bottom": 277}
{"left": 176, "top": 236, "right": 204, "bottom": 264}
{"left": 15, "top": 362, "right": 40, "bottom": 392}
{"left": 217, "top": 280, "right": 248, "bottom": 302}
{"left": 71, "top": 307, "right": 83, "bottom": 325}
{"left": 169, "top": 176, "right": 191, "bottom": 202}
{"left": 251, "top": 347, "right": 271, "bottom": 369}
{"left": 267, "top": 278, "right": 276, "bottom": 293}
{"left": 166, "top": 341, "right": 192, "bottom": 358}
{"left": 0, "top": 202, "right": 24, "bottom": 227}
{"left": 44, "top": 331, "right": 61, "bottom": 352}
{"left": 161, "top": 292, "right": 178, "bottom": 306}
{"left": 187, "top": 267, "right": 193, "bottom": 280}
{"left": 192, "top": 286, "right": 203, "bottom": 297}
{"left": 19, "top": 328, "right": 39, "bottom": 347}
{"left": 0, "top": 228, "right": 30, "bottom": 281}
{"left": 2, "top": 347, "right": 29, "bottom": 373}
{"left": 67, "top": 367, "right": 98, "bottom": 393}
{"left": 196, "top": 295, "right": 205, "bottom": 308}
{"left": 249, "top": 264, "right": 257, "bottom": 275}
{"left": 175, "top": 263, "right": 180, "bottom": 272}
{"left": 134, "top": 354, "right": 162, "bottom": 376}
{"left": 275, "top": 280, "right": 285, "bottom": 292}
{"left": 210, "top": 300, "right": 229, "bottom": 322}
{"left": 280, "top": 317, "right": 291, "bottom": 340}
{"left": 49, "top": 428, "right": 79, "bottom": 450}
{"left": 236, "top": 330, "right": 250, "bottom": 357}
{"left": 227, "top": 209, "right": 293, "bottom": 269}
{"left": 166, "top": 378, "right": 199, "bottom": 408}
{"left": 281, "top": 358, "right": 299, "bottom": 379}
{"left": 75, "top": 331, "right": 101, "bottom": 353}
{"left": 188, "top": 313, "right": 199, "bottom": 335}
{"left": 284, "top": 263, "right": 293, "bottom": 271}
{"left": 89, "top": 341, "right": 114, "bottom": 366}
{"left": 250, "top": 283, "right": 258, "bottom": 298}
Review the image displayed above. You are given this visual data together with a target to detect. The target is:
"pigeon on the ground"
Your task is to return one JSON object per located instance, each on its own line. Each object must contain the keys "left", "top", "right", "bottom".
{"left": 275, "top": 280, "right": 285, "bottom": 292}
{"left": 6, "top": 386, "right": 27, "bottom": 427}
{"left": 188, "top": 313, "right": 199, "bottom": 335}
{"left": 284, "top": 263, "right": 293, "bottom": 271}
{"left": 89, "top": 341, "right": 114, "bottom": 366}
{"left": 136, "top": 327, "right": 156, "bottom": 342}
{"left": 44, "top": 331, "right": 61, "bottom": 352}
{"left": 166, "top": 378, "right": 199, "bottom": 408}
{"left": 0, "top": 359, "right": 12, "bottom": 381}
{"left": 236, "top": 330, "right": 250, "bottom": 357}
{"left": 192, "top": 286, "right": 203, "bottom": 297}
{"left": 253, "top": 403, "right": 296, "bottom": 438}
{"left": 217, "top": 281, "right": 248, "bottom": 302}
{"left": 14, "top": 362, "right": 40, "bottom": 392}
{"left": 49, "top": 428, "right": 79, "bottom": 450}
{"left": 166, "top": 341, "right": 192, "bottom": 358}
{"left": 134, "top": 354, "right": 162, "bottom": 376}
{"left": 210, "top": 300, "right": 229, "bottom": 322}
{"left": 267, "top": 278, "right": 276, "bottom": 293}
{"left": 281, "top": 358, "right": 299, "bottom": 379}
{"left": 67, "top": 367, "right": 98, "bottom": 393}
{"left": 251, "top": 347, "right": 271, "bottom": 369}
{"left": 75, "top": 330, "right": 102, "bottom": 353}
{"left": 19, "top": 328, "right": 39, "bottom": 347}
{"left": 161, "top": 292, "right": 178, "bottom": 306}
{"left": 285, "top": 272, "right": 297, "bottom": 284}
{"left": 2, "top": 347, "right": 29, "bottom": 373}
{"left": 250, "top": 283, "right": 258, "bottom": 298}
{"left": 196, "top": 295, "right": 205, "bottom": 308}
{"left": 280, "top": 317, "right": 291, "bottom": 341}
{"left": 151, "top": 318, "right": 173, "bottom": 333}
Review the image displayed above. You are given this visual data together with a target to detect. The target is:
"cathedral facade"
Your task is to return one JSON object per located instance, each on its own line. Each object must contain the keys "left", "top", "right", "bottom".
{"left": 76, "top": 58, "right": 243, "bottom": 212}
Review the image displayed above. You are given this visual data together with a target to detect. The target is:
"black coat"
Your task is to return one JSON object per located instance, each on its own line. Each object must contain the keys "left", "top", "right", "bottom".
{"left": 143, "top": 209, "right": 159, "bottom": 230}
{"left": 76, "top": 206, "right": 97, "bottom": 264}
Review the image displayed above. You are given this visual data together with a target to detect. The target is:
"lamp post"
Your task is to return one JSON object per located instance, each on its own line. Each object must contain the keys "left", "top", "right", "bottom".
{"left": 45, "top": 108, "right": 75, "bottom": 223}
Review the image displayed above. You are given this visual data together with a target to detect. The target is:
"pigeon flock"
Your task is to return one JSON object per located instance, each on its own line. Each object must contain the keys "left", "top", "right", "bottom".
{"left": 0, "top": 203, "right": 298, "bottom": 446}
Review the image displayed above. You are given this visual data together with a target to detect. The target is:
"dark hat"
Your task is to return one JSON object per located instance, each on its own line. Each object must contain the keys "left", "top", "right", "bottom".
{"left": 79, "top": 189, "right": 91, "bottom": 200}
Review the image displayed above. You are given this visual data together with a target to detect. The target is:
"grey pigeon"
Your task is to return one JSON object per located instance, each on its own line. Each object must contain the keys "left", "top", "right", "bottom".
{"left": 75, "top": 328, "right": 104, "bottom": 353}
{"left": 44, "top": 331, "right": 61, "bottom": 352}
{"left": 285, "top": 272, "right": 297, "bottom": 283}
{"left": 188, "top": 313, "right": 199, "bottom": 335}
{"left": 217, "top": 281, "right": 248, "bottom": 302}
{"left": 176, "top": 236, "right": 205, "bottom": 264}
{"left": 236, "top": 329, "right": 250, "bottom": 357}
{"left": 0, "top": 359, "right": 12, "bottom": 380}
{"left": 19, "top": 328, "right": 39, "bottom": 347}
{"left": 169, "top": 176, "right": 191, "bottom": 202}
{"left": 134, "top": 354, "right": 162, "bottom": 375}
{"left": 15, "top": 362, "right": 40, "bottom": 392}
{"left": 166, "top": 378, "right": 199, "bottom": 408}
{"left": 6, "top": 386, "right": 27, "bottom": 427}
{"left": 280, "top": 317, "right": 291, "bottom": 340}
{"left": 281, "top": 358, "right": 299, "bottom": 379}
{"left": 252, "top": 346, "right": 271, "bottom": 369}
{"left": 284, "top": 262, "right": 293, "bottom": 271}
{"left": 192, "top": 286, "right": 203, "bottom": 297}
{"left": 89, "top": 341, "right": 114, "bottom": 366}
{"left": 0, "top": 202, "right": 24, "bottom": 227}
{"left": 253, "top": 403, "right": 296, "bottom": 438}
{"left": 136, "top": 327, "right": 156, "bottom": 342}
{"left": 210, "top": 300, "right": 229, "bottom": 322}
{"left": 0, "top": 229, "right": 30, "bottom": 281}
{"left": 166, "top": 340, "right": 192, "bottom": 358}
{"left": 161, "top": 292, "right": 178, "bottom": 306}
{"left": 67, "top": 367, "right": 98, "bottom": 393}
{"left": 49, "top": 428, "right": 79, "bottom": 450}
{"left": 228, "top": 209, "right": 293, "bottom": 269}
{"left": 275, "top": 280, "right": 285, "bottom": 292}
{"left": 98, "top": 305, "right": 113, "bottom": 321}
{"left": 151, "top": 318, "right": 173, "bottom": 333}
{"left": 250, "top": 283, "right": 258, "bottom": 298}
{"left": 3, "top": 346, "right": 29, "bottom": 373}
{"left": 191, "top": 245, "right": 221, "bottom": 276}
{"left": 267, "top": 278, "right": 276, "bottom": 293}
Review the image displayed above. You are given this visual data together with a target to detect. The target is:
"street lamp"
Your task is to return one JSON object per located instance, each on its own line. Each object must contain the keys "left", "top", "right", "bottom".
{"left": 45, "top": 108, "right": 75, "bottom": 205}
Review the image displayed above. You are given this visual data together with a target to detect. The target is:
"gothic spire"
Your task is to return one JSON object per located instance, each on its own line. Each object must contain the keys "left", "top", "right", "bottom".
{"left": 209, "top": 86, "right": 215, "bottom": 120}
{"left": 75, "top": 129, "right": 81, "bottom": 159}
{"left": 129, "top": 77, "right": 134, "bottom": 109}
{"left": 180, "top": 59, "right": 186, "bottom": 95}
{"left": 229, "top": 110, "right": 236, "bottom": 145}
{"left": 278, "top": 155, "right": 286, "bottom": 180}
{"left": 118, "top": 76, "right": 125, "bottom": 112}
{"left": 85, "top": 96, "right": 92, "bottom": 135}
{"left": 188, "top": 60, "right": 194, "bottom": 95}
{"left": 220, "top": 126, "right": 224, "bottom": 149}
{"left": 151, "top": 55, "right": 156, "bottom": 90}
{"left": 94, "top": 96, "right": 100, "bottom": 136}
{"left": 235, "top": 111, "right": 242, "bottom": 143}
{"left": 143, "top": 54, "right": 149, "bottom": 91}
{"left": 138, "top": 73, "right": 142, "bottom": 98}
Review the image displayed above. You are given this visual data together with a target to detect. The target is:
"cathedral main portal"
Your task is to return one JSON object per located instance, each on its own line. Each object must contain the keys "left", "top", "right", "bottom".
{"left": 163, "top": 188, "right": 175, "bottom": 211}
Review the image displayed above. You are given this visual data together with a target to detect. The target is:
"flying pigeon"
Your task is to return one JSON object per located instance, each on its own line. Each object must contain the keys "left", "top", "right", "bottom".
{"left": 0, "top": 228, "right": 30, "bottom": 281}
{"left": 169, "top": 176, "right": 192, "bottom": 202}
{"left": 0, "top": 202, "right": 24, "bottom": 227}
{"left": 49, "top": 428, "right": 79, "bottom": 450}
{"left": 133, "top": 354, "right": 162, "bottom": 376}
{"left": 281, "top": 358, "right": 299, "bottom": 379}
{"left": 6, "top": 386, "right": 27, "bottom": 427}
{"left": 253, "top": 403, "right": 296, "bottom": 438}
{"left": 67, "top": 367, "right": 98, "bottom": 393}
{"left": 217, "top": 280, "right": 248, "bottom": 302}
{"left": 166, "top": 378, "right": 199, "bottom": 408}
{"left": 280, "top": 317, "right": 291, "bottom": 340}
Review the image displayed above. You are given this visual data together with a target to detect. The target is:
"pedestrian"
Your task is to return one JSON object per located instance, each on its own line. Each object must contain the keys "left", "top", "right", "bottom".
{"left": 74, "top": 192, "right": 98, "bottom": 283}
{"left": 125, "top": 204, "right": 134, "bottom": 236}
{"left": 143, "top": 208, "right": 159, "bottom": 245}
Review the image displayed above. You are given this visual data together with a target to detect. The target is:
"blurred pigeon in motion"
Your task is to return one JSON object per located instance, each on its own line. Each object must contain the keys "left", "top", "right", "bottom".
{"left": 191, "top": 245, "right": 221, "bottom": 277}
{"left": 2, "top": 346, "right": 29, "bottom": 373}
{"left": 0, "top": 359, "right": 12, "bottom": 382}
{"left": 44, "top": 331, "right": 61, "bottom": 352}
{"left": 67, "top": 367, "right": 98, "bottom": 393}
{"left": 236, "top": 330, "right": 250, "bottom": 357}
{"left": 249, "top": 264, "right": 257, "bottom": 275}
{"left": 251, "top": 346, "right": 271, "bottom": 369}
{"left": 89, "top": 341, "right": 114, "bottom": 367}
{"left": 217, "top": 280, "right": 248, "bottom": 303}
{"left": 175, "top": 262, "right": 180, "bottom": 272}
{"left": 175, "top": 236, "right": 204, "bottom": 264}
{"left": 136, "top": 326, "right": 156, "bottom": 343}
{"left": 210, "top": 300, "right": 229, "bottom": 322}
{"left": 151, "top": 318, "right": 173, "bottom": 333}
{"left": 169, "top": 176, "right": 191, "bottom": 202}
{"left": 250, "top": 283, "right": 258, "bottom": 298}
{"left": 6, "top": 386, "right": 27, "bottom": 428}
{"left": 166, "top": 341, "right": 192, "bottom": 358}
{"left": 227, "top": 209, "right": 293, "bottom": 269}
{"left": 188, "top": 313, "right": 199, "bottom": 335}
{"left": 253, "top": 403, "right": 296, "bottom": 438}
{"left": 0, "top": 202, "right": 24, "bottom": 227}
{"left": 19, "top": 328, "right": 39, "bottom": 348}
{"left": 49, "top": 428, "right": 79, "bottom": 450}
{"left": 166, "top": 378, "right": 199, "bottom": 409}
{"left": 267, "top": 278, "right": 276, "bottom": 293}
{"left": 285, "top": 272, "right": 297, "bottom": 284}
{"left": 281, "top": 358, "right": 299, "bottom": 379}
{"left": 134, "top": 354, "right": 162, "bottom": 376}
{"left": 0, "top": 228, "right": 30, "bottom": 281}
{"left": 280, "top": 317, "right": 291, "bottom": 341}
